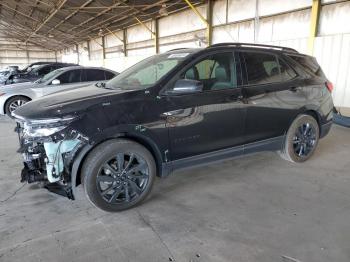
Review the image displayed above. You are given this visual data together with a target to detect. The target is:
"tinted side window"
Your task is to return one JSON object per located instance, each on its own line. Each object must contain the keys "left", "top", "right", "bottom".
{"left": 182, "top": 52, "right": 238, "bottom": 91}
{"left": 37, "top": 66, "right": 52, "bottom": 76}
{"left": 287, "top": 55, "right": 325, "bottom": 77}
{"left": 243, "top": 52, "right": 286, "bottom": 85}
{"left": 105, "top": 71, "right": 115, "bottom": 80}
{"left": 279, "top": 59, "right": 297, "bottom": 81}
{"left": 56, "top": 70, "right": 82, "bottom": 84}
{"left": 85, "top": 69, "right": 106, "bottom": 81}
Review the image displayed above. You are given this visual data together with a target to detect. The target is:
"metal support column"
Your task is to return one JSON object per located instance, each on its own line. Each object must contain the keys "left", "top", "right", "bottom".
{"left": 123, "top": 29, "right": 127, "bottom": 57}
{"left": 26, "top": 47, "right": 30, "bottom": 64}
{"left": 102, "top": 36, "right": 106, "bottom": 60}
{"left": 87, "top": 40, "right": 91, "bottom": 60}
{"left": 254, "top": 0, "right": 260, "bottom": 43}
{"left": 155, "top": 18, "right": 160, "bottom": 54}
{"left": 75, "top": 44, "right": 80, "bottom": 64}
{"left": 206, "top": 0, "right": 213, "bottom": 46}
{"left": 183, "top": 0, "right": 211, "bottom": 46}
{"left": 308, "top": 0, "right": 321, "bottom": 55}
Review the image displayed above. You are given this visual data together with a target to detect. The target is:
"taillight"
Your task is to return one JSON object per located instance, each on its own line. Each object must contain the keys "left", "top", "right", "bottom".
{"left": 326, "top": 81, "right": 334, "bottom": 93}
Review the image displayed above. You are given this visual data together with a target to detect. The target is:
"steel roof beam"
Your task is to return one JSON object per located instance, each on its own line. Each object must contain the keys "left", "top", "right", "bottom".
{"left": 25, "top": 0, "right": 68, "bottom": 44}
{"left": 47, "top": 0, "right": 94, "bottom": 34}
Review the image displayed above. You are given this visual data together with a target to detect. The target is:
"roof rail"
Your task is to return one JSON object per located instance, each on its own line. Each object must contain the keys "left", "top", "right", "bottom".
{"left": 166, "top": 48, "right": 191, "bottom": 52}
{"left": 208, "top": 42, "right": 298, "bottom": 53}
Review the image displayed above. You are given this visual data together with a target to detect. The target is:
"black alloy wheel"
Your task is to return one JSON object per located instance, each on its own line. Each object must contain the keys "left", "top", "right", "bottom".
{"left": 82, "top": 139, "right": 156, "bottom": 212}
{"left": 292, "top": 122, "right": 317, "bottom": 157}
{"left": 279, "top": 114, "right": 320, "bottom": 163}
{"left": 96, "top": 152, "right": 149, "bottom": 204}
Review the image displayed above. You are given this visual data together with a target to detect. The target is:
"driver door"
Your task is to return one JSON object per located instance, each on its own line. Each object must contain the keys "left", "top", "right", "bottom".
{"left": 164, "top": 51, "right": 246, "bottom": 161}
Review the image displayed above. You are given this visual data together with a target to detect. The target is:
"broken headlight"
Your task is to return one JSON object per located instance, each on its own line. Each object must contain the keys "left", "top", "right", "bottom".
{"left": 23, "top": 117, "right": 76, "bottom": 138}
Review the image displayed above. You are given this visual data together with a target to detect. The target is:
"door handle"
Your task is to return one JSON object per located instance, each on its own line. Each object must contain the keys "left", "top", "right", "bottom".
{"left": 162, "top": 109, "right": 185, "bottom": 116}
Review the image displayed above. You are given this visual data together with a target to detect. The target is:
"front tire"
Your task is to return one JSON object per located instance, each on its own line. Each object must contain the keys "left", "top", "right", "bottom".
{"left": 82, "top": 139, "right": 156, "bottom": 212}
{"left": 5, "top": 96, "right": 30, "bottom": 117}
{"left": 279, "top": 114, "right": 319, "bottom": 163}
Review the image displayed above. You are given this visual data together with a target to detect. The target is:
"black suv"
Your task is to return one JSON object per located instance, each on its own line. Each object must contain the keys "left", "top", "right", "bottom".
{"left": 13, "top": 43, "right": 333, "bottom": 212}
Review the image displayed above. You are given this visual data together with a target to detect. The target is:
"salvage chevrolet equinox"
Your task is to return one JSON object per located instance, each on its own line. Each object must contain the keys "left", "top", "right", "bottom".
{"left": 13, "top": 43, "right": 333, "bottom": 212}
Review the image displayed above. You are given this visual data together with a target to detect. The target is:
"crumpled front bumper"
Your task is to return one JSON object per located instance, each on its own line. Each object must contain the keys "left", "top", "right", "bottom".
{"left": 15, "top": 122, "right": 87, "bottom": 200}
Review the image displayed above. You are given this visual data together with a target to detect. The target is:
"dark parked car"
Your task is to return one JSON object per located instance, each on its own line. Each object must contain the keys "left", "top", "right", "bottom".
{"left": 13, "top": 43, "right": 333, "bottom": 212}
{"left": 20, "top": 62, "right": 55, "bottom": 74}
{"left": 5, "top": 62, "right": 77, "bottom": 85}
{"left": 0, "top": 66, "right": 20, "bottom": 85}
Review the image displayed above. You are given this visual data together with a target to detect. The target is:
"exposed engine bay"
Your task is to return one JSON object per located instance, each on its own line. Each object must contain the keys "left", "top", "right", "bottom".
{"left": 14, "top": 116, "right": 88, "bottom": 199}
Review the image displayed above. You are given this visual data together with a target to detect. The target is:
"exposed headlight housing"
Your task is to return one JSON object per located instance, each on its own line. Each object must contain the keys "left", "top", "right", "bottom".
{"left": 20, "top": 116, "right": 76, "bottom": 138}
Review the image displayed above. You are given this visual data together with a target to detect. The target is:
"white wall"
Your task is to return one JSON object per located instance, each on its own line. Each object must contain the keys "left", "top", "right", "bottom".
{"left": 0, "top": 42, "right": 56, "bottom": 70}
{"left": 60, "top": 0, "right": 350, "bottom": 107}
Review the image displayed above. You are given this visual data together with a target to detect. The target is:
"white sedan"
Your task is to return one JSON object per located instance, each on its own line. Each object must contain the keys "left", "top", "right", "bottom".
{"left": 0, "top": 66, "right": 118, "bottom": 117}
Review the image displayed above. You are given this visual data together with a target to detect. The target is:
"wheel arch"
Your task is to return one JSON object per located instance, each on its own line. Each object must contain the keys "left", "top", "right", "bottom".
{"left": 4, "top": 95, "right": 32, "bottom": 114}
{"left": 304, "top": 109, "right": 321, "bottom": 129}
{"left": 72, "top": 132, "right": 164, "bottom": 191}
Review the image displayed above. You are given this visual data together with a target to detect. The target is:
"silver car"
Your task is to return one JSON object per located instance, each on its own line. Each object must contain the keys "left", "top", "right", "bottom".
{"left": 0, "top": 66, "right": 117, "bottom": 117}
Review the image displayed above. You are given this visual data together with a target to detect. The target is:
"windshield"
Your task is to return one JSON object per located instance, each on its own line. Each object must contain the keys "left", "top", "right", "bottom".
{"left": 35, "top": 69, "right": 64, "bottom": 84}
{"left": 106, "top": 52, "right": 191, "bottom": 90}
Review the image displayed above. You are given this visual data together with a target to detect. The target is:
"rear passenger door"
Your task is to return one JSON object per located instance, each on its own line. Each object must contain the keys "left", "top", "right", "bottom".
{"left": 240, "top": 51, "right": 303, "bottom": 143}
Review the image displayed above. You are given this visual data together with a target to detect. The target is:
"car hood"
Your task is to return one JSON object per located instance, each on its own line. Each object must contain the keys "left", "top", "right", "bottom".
{"left": 0, "top": 81, "right": 40, "bottom": 92}
{"left": 13, "top": 85, "right": 134, "bottom": 120}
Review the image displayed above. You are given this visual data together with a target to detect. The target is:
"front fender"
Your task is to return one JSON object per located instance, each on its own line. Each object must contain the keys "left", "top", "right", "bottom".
{"left": 70, "top": 143, "right": 93, "bottom": 199}
{"left": 69, "top": 126, "right": 167, "bottom": 199}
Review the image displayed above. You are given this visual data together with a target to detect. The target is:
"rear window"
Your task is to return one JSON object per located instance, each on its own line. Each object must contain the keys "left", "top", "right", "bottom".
{"left": 242, "top": 52, "right": 296, "bottom": 85}
{"left": 85, "top": 69, "right": 106, "bottom": 81}
{"left": 105, "top": 71, "right": 115, "bottom": 80}
{"left": 288, "top": 55, "right": 325, "bottom": 77}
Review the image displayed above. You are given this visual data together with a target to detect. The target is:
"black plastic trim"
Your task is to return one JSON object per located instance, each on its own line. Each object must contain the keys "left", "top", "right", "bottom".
{"left": 320, "top": 121, "right": 333, "bottom": 138}
{"left": 161, "top": 136, "right": 284, "bottom": 177}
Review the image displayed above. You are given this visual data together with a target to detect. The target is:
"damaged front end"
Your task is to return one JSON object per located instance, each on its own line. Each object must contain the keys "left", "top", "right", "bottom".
{"left": 14, "top": 114, "right": 88, "bottom": 199}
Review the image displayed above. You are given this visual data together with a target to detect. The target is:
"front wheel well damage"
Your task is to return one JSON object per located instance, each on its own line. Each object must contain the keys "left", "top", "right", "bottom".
{"left": 74, "top": 135, "right": 163, "bottom": 188}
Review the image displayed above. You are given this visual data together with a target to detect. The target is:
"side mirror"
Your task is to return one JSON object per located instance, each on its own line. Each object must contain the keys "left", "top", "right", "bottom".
{"left": 95, "top": 82, "right": 106, "bottom": 88}
{"left": 166, "top": 79, "right": 203, "bottom": 95}
{"left": 51, "top": 79, "right": 60, "bottom": 85}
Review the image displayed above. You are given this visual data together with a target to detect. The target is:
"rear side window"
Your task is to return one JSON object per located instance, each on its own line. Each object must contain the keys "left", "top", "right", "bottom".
{"left": 242, "top": 52, "right": 296, "bottom": 85}
{"left": 181, "top": 52, "right": 240, "bottom": 91}
{"left": 288, "top": 55, "right": 324, "bottom": 77}
{"left": 37, "top": 66, "right": 52, "bottom": 76}
{"left": 85, "top": 69, "right": 106, "bottom": 81}
{"left": 105, "top": 71, "right": 115, "bottom": 80}
{"left": 57, "top": 69, "right": 82, "bottom": 84}
{"left": 279, "top": 59, "right": 297, "bottom": 81}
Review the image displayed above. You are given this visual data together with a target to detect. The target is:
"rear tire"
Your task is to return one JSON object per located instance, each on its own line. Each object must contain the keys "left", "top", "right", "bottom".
{"left": 279, "top": 114, "right": 319, "bottom": 163}
{"left": 82, "top": 139, "right": 156, "bottom": 212}
{"left": 5, "top": 96, "right": 30, "bottom": 117}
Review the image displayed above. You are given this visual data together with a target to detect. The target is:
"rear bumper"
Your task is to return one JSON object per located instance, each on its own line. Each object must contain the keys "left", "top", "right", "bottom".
{"left": 320, "top": 121, "right": 332, "bottom": 138}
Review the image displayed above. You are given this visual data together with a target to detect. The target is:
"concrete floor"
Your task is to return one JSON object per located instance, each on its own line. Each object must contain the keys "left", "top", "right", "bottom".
{"left": 0, "top": 116, "right": 350, "bottom": 262}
